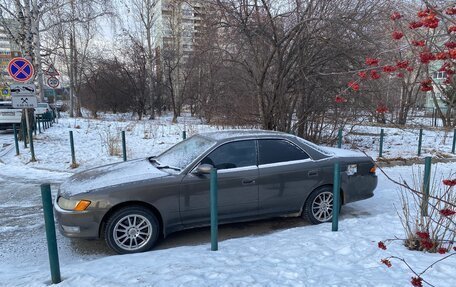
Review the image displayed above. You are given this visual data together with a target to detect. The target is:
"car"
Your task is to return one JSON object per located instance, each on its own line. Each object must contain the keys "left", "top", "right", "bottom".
{"left": 55, "top": 130, "right": 377, "bottom": 254}
{"left": 0, "top": 101, "right": 22, "bottom": 130}
{"left": 35, "top": 102, "right": 51, "bottom": 115}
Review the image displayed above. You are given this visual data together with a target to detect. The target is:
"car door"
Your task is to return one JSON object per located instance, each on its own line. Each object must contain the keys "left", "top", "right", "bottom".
{"left": 257, "top": 139, "right": 319, "bottom": 216}
{"left": 179, "top": 140, "right": 259, "bottom": 226}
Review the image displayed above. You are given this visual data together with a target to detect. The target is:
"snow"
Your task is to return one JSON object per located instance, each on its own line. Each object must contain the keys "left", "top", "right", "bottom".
{"left": 319, "top": 146, "right": 367, "bottom": 158}
{"left": 0, "top": 112, "right": 455, "bottom": 287}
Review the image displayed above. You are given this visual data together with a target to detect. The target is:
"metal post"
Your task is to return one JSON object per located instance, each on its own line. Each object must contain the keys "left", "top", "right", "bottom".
{"left": 379, "top": 129, "right": 384, "bottom": 158}
{"left": 29, "top": 127, "right": 36, "bottom": 162}
{"left": 69, "top": 131, "right": 76, "bottom": 167}
{"left": 337, "top": 128, "right": 342, "bottom": 148}
{"left": 22, "top": 119, "right": 27, "bottom": 148}
{"left": 33, "top": 117, "right": 36, "bottom": 136}
{"left": 421, "top": 157, "right": 432, "bottom": 217}
{"left": 25, "top": 108, "right": 31, "bottom": 146}
{"left": 13, "top": 124, "right": 19, "bottom": 156}
{"left": 452, "top": 129, "right": 456, "bottom": 154}
{"left": 418, "top": 128, "right": 423, "bottom": 156}
{"left": 38, "top": 115, "right": 41, "bottom": 133}
{"left": 122, "top": 131, "right": 127, "bottom": 161}
{"left": 210, "top": 168, "right": 218, "bottom": 251}
{"left": 182, "top": 130, "right": 187, "bottom": 140}
{"left": 40, "top": 184, "right": 61, "bottom": 284}
{"left": 332, "top": 162, "right": 341, "bottom": 232}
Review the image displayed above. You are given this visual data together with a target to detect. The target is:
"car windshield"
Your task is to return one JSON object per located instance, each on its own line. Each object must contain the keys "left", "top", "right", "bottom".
{"left": 154, "top": 135, "right": 216, "bottom": 172}
{"left": 38, "top": 103, "right": 47, "bottom": 107}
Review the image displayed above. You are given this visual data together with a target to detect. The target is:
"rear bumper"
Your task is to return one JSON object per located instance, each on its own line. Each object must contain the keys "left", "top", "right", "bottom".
{"left": 54, "top": 200, "right": 105, "bottom": 239}
{"left": 342, "top": 174, "right": 378, "bottom": 204}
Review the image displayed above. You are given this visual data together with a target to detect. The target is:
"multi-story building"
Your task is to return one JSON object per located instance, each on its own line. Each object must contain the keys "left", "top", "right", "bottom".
{"left": 424, "top": 67, "right": 451, "bottom": 114}
{"left": 0, "top": 18, "right": 21, "bottom": 90}
{"left": 152, "top": 0, "right": 205, "bottom": 58}
{"left": 151, "top": 0, "right": 206, "bottom": 112}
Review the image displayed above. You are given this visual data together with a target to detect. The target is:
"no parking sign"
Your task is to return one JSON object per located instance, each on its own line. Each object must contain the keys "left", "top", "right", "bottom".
{"left": 7, "top": 57, "right": 35, "bottom": 82}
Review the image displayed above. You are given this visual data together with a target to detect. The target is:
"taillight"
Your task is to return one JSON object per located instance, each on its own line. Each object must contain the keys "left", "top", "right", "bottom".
{"left": 369, "top": 166, "right": 377, "bottom": 174}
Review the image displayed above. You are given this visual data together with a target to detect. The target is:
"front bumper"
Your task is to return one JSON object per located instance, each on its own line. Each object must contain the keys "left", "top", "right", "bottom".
{"left": 54, "top": 199, "right": 105, "bottom": 239}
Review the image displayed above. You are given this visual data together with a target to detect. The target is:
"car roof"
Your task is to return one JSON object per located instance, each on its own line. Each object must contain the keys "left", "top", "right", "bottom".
{"left": 199, "top": 129, "right": 292, "bottom": 141}
{"left": 196, "top": 129, "right": 333, "bottom": 161}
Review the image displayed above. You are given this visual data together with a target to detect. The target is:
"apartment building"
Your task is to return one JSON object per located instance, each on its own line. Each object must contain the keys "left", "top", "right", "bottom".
{"left": 0, "top": 18, "right": 21, "bottom": 87}
{"left": 152, "top": 0, "right": 205, "bottom": 59}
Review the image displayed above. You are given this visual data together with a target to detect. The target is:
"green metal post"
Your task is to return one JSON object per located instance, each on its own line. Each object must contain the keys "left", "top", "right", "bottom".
{"left": 33, "top": 117, "right": 36, "bottom": 136}
{"left": 418, "top": 128, "right": 423, "bottom": 156}
{"left": 69, "top": 131, "right": 76, "bottom": 166}
{"left": 13, "top": 124, "right": 19, "bottom": 156}
{"left": 183, "top": 130, "right": 187, "bottom": 140}
{"left": 421, "top": 157, "right": 432, "bottom": 217}
{"left": 210, "top": 168, "right": 218, "bottom": 251}
{"left": 337, "top": 128, "right": 342, "bottom": 148}
{"left": 332, "top": 162, "right": 341, "bottom": 232}
{"left": 379, "top": 129, "right": 384, "bottom": 158}
{"left": 22, "top": 120, "right": 27, "bottom": 148}
{"left": 40, "top": 184, "right": 61, "bottom": 284}
{"left": 38, "top": 115, "right": 41, "bottom": 133}
{"left": 452, "top": 129, "right": 456, "bottom": 154}
{"left": 122, "top": 131, "right": 127, "bottom": 161}
{"left": 29, "top": 127, "right": 36, "bottom": 162}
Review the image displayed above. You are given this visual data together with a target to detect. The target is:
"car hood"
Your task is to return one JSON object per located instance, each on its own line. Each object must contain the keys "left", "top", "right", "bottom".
{"left": 59, "top": 158, "right": 168, "bottom": 197}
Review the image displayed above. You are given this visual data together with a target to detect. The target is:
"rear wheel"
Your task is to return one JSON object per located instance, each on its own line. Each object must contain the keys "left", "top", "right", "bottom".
{"left": 303, "top": 187, "right": 340, "bottom": 224}
{"left": 105, "top": 206, "right": 159, "bottom": 254}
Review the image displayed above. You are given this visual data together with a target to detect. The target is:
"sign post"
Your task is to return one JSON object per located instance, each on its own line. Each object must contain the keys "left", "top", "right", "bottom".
{"left": 8, "top": 57, "right": 36, "bottom": 159}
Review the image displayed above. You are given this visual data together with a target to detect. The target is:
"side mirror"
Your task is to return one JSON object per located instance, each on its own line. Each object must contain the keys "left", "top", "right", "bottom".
{"left": 193, "top": 164, "right": 213, "bottom": 175}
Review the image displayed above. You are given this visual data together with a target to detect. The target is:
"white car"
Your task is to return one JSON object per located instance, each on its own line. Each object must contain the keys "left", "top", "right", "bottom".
{"left": 0, "top": 101, "right": 22, "bottom": 130}
{"left": 35, "top": 103, "right": 51, "bottom": 115}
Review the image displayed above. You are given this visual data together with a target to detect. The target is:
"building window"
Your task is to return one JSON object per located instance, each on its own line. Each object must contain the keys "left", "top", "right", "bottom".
{"left": 182, "top": 9, "right": 193, "bottom": 17}
{"left": 433, "top": 71, "right": 447, "bottom": 79}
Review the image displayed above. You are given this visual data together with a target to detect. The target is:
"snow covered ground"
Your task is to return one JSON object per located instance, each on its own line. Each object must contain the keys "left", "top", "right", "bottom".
{"left": 0, "top": 113, "right": 455, "bottom": 287}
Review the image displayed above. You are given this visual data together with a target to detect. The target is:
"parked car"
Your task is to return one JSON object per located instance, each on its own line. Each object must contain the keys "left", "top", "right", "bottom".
{"left": 55, "top": 130, "right": 377, "bottom": 254}
{"left": 35, "top": 102, "right": 51, "bottom": 115}
{"left": 0, "top": 101, "right": 22, "bottom": 130}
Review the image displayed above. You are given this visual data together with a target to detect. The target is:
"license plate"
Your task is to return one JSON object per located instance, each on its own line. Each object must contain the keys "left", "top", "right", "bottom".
{"left": 1, "top": 112, "right": 14, "bottom": 116}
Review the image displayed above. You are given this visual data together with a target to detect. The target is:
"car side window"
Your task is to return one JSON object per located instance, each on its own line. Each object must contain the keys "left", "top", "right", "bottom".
{"left": 258, "top": 139, "right": 309, "bottom": 165}
{"left": 201, "top": 140, "right": 256, "bottom": 170}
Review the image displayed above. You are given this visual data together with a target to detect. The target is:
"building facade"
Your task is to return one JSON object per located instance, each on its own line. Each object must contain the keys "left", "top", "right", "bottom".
{"left": 0, "top": 18, "right": 21, "bottom": 91}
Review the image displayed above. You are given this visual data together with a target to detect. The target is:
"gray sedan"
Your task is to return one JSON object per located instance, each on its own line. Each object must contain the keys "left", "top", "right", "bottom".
{"left": 55, "top": 130, "right": 377, "bottom": 254}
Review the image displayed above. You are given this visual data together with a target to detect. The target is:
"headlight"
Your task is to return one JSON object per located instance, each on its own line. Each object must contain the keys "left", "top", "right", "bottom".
{"left": 346, "top": 164, "right": 357, "bottom": 176}
{"left": 57, "top": 197, "right": 91, "bottom": 211}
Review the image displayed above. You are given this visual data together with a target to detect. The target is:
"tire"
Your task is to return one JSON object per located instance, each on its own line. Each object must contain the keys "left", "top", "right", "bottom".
{"left": 105, "top": 206, "right": 159, "bottom": 254}
{"left": 303, "top": 186, "right": 340, "bottom": 225}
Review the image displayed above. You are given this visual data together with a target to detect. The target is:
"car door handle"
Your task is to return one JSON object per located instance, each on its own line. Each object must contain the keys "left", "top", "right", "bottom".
{"left": 308, "top": 170, "right": 319, "bottom": 177}
{"left": 242, "top": 178, "right": 256, "bottom": 185}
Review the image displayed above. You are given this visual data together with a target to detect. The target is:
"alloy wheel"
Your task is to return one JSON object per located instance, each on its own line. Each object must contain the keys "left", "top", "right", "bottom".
{"left": 311, "top": 191, "right": 334, "bottom": 222}
{"left": 113, "top": 214, "right": 153, "bottom": 251}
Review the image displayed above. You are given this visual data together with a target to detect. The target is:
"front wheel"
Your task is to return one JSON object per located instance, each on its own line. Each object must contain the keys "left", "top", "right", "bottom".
{"left": 105, "top": 206, "right": 159, "bottom": 254}
{"left": 303, "top": 187, "right": 340, "bottom": 224}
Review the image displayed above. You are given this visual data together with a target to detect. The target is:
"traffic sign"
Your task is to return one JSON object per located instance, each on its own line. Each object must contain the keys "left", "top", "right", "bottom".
{"left": 47, "top": 76, "right": 59, "bottom": 88}
{"left": 7, "top": 57, "right": 34, "bottom": 82}
{"left": 1, "top": 87, "right": 9, "bottom": 97}
{"left": 12, "top": 96, "right": 37, "bottom": 108}
{"left": 10, "top": 84, "right": 36, "bottom": 96}
{"left": 44, "top": 64, "right": 59, "bottom": 76}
